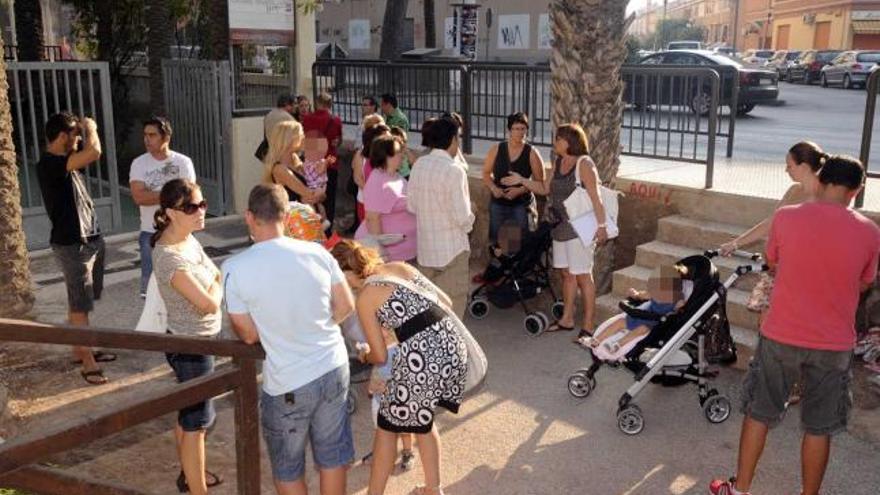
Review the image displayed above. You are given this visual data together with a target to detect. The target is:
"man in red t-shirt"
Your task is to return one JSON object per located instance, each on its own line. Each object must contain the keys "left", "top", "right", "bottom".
{"left": 301, "top": 92, "right": 343, "bottom": 228}
{"left": 711, "top": 156, "right": 880, "bottom": 495}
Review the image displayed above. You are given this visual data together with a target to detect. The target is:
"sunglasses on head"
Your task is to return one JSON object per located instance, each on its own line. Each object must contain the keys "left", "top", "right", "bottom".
{"left": 176, "top": 200, "right": 208, "bottom": 215}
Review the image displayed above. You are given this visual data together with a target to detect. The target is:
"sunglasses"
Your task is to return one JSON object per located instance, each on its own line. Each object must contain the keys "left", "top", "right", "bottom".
{"left": 176, "top": 200, "right": 208, "bottom": 215}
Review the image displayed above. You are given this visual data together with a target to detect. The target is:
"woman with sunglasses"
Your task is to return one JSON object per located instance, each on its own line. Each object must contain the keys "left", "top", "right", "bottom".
{"left": 151, "top": 178, "right": 223, "bottom": 494}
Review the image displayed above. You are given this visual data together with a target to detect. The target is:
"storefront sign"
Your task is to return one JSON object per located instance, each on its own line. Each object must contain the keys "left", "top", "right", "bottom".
{"left": 229, "top": 0, "right": 295, "bottom": 44}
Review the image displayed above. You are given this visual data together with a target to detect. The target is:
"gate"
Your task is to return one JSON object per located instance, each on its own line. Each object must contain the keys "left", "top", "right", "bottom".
{"left": 7, "top": 62, "right": 122, "bottom": 249}
{"left": 162, "top": 59, "right": 233, "bottom": 216}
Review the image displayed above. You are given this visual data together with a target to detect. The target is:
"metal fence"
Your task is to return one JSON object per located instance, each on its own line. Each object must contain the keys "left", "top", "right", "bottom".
{"left": 3, "top": 45, "right": 63, "bottom": 62}
{"left": 7, "top": 62, "right": 122, "bottom": 248}
{"left": 312, "top": 59, "right": 735, "bottom": 179}
{"left": 163, "top": 59, "right": 233, "bottom": 215}
{"left": 231, "top": 45, "right": 296, "bottom": 112}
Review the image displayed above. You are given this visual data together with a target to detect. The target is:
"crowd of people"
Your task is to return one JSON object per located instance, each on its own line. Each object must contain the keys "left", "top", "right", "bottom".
{"left": 31, "top": 86, "right": 879, "bottom": 495}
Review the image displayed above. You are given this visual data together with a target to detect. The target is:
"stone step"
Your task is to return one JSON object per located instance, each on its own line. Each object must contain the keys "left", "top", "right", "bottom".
{"left": 656, "top": 214, "right": 764, "bottom": 252}
{"left": 635, "top": 240, "right": 762, "bottom": 292}
{"left": 611, "top": 265, "right": 761, "bottom": 331}
{"left": 595, "top": 293, "right": 758, "bottom": 358}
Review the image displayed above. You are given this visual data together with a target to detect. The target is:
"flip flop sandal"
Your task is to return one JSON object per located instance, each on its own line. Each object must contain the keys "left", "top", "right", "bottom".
{"left": 80, "top": 369, "right": 108, "bottom": 385}
{"left": 72, "top": 351, "right": 117, "bottom": 364}
{"left": 176, "top": 470, "right": 223, "bottom": 493}
{"left": 545, "top": 321, "right": 575, "bottom": 333}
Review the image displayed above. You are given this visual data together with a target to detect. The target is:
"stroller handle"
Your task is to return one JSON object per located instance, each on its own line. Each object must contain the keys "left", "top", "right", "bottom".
{"left": 704, "top": 249, "right": 763, "bottom": 262}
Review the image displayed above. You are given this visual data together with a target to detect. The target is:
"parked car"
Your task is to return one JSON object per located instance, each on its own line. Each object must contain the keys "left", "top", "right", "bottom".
{"left": 766, "top": 50, "right": 802, "bottom": 80}
{"left": 740, "top": 49, "right": 776, "bottom": 66}
{"left": 712, "top": 46, "right": 735, "bottom": 56}
{"left": 627, "top": 50, "right": 779, "bottom": 115}
{"left": 787, "top": 50, "right": 843, "bottom": 84}
{"left": 667, "top": 41, "right": 702, "bottom": 51}
{"left": 820, "top": 50, "right": 880, "bottom": 89}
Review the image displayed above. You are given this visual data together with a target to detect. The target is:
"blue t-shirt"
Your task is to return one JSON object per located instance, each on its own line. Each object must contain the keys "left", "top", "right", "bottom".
{"left": 223, "top": 236, "right": 348, "bottom": 396}
{"left": 625, "top": 299, "right": 678, "bottom": 331}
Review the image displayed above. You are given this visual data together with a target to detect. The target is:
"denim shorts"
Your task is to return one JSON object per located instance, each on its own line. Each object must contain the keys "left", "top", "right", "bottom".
{"left": 260, "top": 365, "right": 354, "bottom": 482}
{"left": 165, "top": 352, "right": 216, "bottom": 432}
{"left": 51, "top": 236, "right": 105, "bottom": 313}
{"left": 741, "top": 336, "right": 853, "bottom": 436}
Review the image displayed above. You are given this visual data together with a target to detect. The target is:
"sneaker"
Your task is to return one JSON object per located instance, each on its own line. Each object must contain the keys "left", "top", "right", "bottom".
{"left": 399, "top": 449, "right": 414, "bottom": 471}
{"left": 139, "top": 291, "right": 146, "bottom": 299}
{"left": 708, "top": 478, "right": 750, "bottom": 495}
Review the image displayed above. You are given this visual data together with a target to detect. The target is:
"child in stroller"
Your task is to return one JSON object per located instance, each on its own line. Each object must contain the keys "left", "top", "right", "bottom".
{"left": 580, "top": 265, "right": 686, "bottom": 361}
{"left": 468, "top": 221, "right": 564, "bottom": 335}
{"left": 567, "top": 251, "right": 766, "bottom": 435}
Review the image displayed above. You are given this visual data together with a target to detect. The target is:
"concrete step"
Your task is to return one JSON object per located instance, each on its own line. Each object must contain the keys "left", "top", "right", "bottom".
{"left": 611, "top": 265, "right": 761, "bottom": 331}
{"left": 635, "top": 240, "right": 761, "bottom": 292}
{"left": 595, "top": 293, "right": 758, "bottom": 357}
{"left": 656, "top": 214, "right": 763, "bottom": 252}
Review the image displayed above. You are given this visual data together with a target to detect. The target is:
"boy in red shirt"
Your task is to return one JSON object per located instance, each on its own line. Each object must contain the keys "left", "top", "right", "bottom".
{"left": 710, "top": 156, "right": 880, "bottom": 495}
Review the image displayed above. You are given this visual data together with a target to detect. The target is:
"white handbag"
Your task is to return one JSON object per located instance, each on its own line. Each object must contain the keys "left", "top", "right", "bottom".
{"left": 562, "top": 156, "right": 620, "bottom": 243}
{"left": 135, "top": 274, "right": 167, "bottom": 333}
{"left": 365, "top": 274, "right": 488, "bottom": 394}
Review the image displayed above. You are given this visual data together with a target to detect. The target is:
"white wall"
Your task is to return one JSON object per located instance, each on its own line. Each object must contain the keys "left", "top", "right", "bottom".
{"left": 231, "top": 116, "right": 265, "bottom": 214}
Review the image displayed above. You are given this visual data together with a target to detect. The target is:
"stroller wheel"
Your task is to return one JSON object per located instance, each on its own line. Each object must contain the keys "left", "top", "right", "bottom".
{"left": 567, "top": 371, "right": 593, "bottom": 398}
{"left": 468, "top": 298, "right": 490, "bottom": 320}
{"left": 702, "top": 394, "right": 731, "bottom": 424}
{"left": 551, "top": 300, "right": 565, "bottom": 320}
{"left": 617, "top": 405, "right": 645, "bottom": 435}
{"left": 523, "top": 313, "right": 546, "bottom": 338}
{"left": 535, "top": 311, "right": 550, "bottom": 329}
{"left": 346, "top": 389, "right": 358, "bottom": 415}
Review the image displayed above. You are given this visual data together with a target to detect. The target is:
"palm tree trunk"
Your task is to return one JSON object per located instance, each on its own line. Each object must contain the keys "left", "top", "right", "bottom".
{"left": 14, "top": 0, "right": 45, "bottom": 61}
{"left": 550, "top": 0, "right": 632, "bottom": 294}
{"left": 204, "top": 0, "right": 229, "bottom": 61}
{"left": 0, "top": 35, "right": 35, "bottom": 318}
{"left": 423, "top": 0, "right": 436, "bottom": 48}
{"left": 380, "top": 0, "right": 409, "bottom": 60}
{"left": 146, "top": 0, "right": 174, "bottom": 115}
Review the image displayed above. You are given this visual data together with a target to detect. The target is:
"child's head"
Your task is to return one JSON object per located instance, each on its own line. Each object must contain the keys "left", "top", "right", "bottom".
{"left": 647, "top": 265, "right": 683, "bottom": 301}
{"left": 496, "top": 221, "right": 523, "bottom": 256}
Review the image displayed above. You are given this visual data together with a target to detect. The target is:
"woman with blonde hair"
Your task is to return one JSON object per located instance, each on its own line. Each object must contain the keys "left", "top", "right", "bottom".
{"left": 262, "top": 120, "right": 322, "bottom": 205}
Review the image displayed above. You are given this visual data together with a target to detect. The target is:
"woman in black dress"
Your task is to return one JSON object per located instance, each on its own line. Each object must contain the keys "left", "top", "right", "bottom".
{"left": 332, "top": 240, "right": 467, "bottom": 495}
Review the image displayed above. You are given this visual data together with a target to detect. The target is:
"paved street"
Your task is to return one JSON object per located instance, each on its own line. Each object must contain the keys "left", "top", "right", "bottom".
{"left": 734, "top": 82, "right": 880, "bottom": 171}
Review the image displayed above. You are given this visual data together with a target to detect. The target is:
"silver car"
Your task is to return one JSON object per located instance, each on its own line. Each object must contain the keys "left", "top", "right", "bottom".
{"left": 766, "top": 50, "right": 802, "bottom": 80}
{"left": 820, "top": 51, "right": 880, "bottom": 89}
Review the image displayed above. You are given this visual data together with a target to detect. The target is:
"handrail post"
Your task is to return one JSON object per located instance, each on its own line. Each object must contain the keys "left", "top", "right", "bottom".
{"left": 727, "top": 66, "right": 738, "bottom": 158}
{"left": 234, "top": 358, "right": 261, "bottom": 494}
{"left": 461, "top": 65, "right": 473, "bottom": 154}
{"left": 706, "top": 69, "right": 720, "bottom": 190}
{"left": 856, "top": 69, "right": 879, "bottom": 209}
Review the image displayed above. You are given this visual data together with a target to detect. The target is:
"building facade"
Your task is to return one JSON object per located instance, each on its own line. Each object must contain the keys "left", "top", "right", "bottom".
{"left": 738, "top": 0, "right": 880, "bottom": 51}
{"left": 628, "top": 0, "right": 736, "bottom": 49}
{"left": 316, "top": 0, "right": 552, "bottom": 62}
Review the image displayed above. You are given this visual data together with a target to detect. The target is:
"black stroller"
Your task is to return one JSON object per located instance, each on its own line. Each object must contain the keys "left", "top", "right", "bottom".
{"left": 467, "top": 221, "right": 564, "bottom": 336}
{"left": 566, "top": 250, "right": 766, "bottom": 435}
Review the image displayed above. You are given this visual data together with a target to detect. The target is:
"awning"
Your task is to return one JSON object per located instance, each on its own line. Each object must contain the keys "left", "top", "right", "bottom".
{"left": 853, "top": 20, "right": 880, "bottom": 35}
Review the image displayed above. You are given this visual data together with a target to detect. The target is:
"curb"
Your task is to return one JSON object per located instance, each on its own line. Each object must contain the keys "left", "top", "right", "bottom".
{"left": 28, "top": 214, "right": 245, "bottom": 262}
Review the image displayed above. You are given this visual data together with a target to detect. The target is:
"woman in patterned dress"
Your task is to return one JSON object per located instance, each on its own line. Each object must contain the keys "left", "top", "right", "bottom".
{"left": 331, "top": 239, "right": 468, "bottom": 495}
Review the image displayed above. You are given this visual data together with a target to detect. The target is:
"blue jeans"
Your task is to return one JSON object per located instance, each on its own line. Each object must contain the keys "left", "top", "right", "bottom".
{"left": 260, "top": 365, "right": 354, "bottom": 482}
{"left": 489, "top": 201, "right": 531, "bottom": 244}
{"left": 139, "top": 231, "right": 153, "bottom": 294}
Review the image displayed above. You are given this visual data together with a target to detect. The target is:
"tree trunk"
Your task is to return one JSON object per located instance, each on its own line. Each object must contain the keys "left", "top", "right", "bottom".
{"left": 550, "top": 0, "right": 631, "bottom": 294}
{"left": 380, "top": 0, "right": 409, "bottom": 60}
{"left": 204, "top": 0, "right": 229, "bottom": 61}
{"left": 14, "top": 0, "right": 45, "bottom": 61}
{"left": 146, "top": 0, "right": 174, "bottom": 115}
{"left": 0, "top": 35, "right": 35, "bottom": 318}
{"left": 423, "top": 0, "right": 436, "bottom": 48}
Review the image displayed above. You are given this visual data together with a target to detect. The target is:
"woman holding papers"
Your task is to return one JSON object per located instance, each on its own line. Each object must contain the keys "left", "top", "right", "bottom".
{"left": 502, "top": 123, "right": 607, "bottom": 340}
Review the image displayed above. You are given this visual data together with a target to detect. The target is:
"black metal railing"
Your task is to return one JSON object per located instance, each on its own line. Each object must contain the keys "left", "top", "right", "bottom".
{"left": 313, "top": 59, "right": 735, "bottom": 187}
{"left": 856, "top": 69, "right": 880, "bottom": 208}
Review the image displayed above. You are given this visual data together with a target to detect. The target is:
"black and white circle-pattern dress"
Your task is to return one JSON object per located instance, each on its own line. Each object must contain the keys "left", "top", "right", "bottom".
{"left": 370, "top": 275, "right": 468, "bottom": 434}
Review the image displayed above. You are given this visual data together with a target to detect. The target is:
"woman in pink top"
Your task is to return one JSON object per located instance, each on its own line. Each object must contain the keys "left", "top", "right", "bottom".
{"left": 355, "top": 134, "right": 418, "bottom": 262}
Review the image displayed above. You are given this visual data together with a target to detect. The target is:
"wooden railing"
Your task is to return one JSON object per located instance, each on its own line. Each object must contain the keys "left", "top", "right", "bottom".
{"left": 0, "top": 318, "right": 266, "bottom": 495}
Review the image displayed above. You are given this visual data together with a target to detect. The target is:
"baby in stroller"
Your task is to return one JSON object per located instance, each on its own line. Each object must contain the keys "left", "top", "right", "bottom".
{"left": 580, "top": 265, "right": 686, "bottom": 361}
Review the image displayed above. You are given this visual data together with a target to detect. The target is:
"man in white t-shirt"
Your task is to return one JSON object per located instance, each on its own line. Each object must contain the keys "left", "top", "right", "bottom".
{"left": 129, "top": 117, "right": 196, "bottom": 297}
{"left": 223, "top": 184, "right": 355, "bottom": 495}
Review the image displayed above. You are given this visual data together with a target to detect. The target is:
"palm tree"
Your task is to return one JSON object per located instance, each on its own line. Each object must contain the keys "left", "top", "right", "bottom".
{"left": 380, "top": 0, "right": 409, "bottom": 60}
{"left": 14, "top": 0, "right": 45, "bottom": 61}
{"left": 550, "top": 0, "right": 631, "bottom": 293}
{"left": 146, "top": 0, "right": 174, "bottom": 115}
{"left": 0, "top": 34, "right": 35, "bottom": 318}
{"left": 204, "top": 0, "right": 229, "bottom": 61}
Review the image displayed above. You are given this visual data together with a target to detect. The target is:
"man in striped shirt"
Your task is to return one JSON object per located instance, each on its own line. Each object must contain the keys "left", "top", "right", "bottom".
{"left": 407, "top": 116, "right": 475, "bottom": 318}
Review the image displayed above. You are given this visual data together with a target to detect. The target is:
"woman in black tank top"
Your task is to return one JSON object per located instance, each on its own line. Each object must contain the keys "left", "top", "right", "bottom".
{"left": 481, "top": 112, "right": 546, "bottom": 246}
